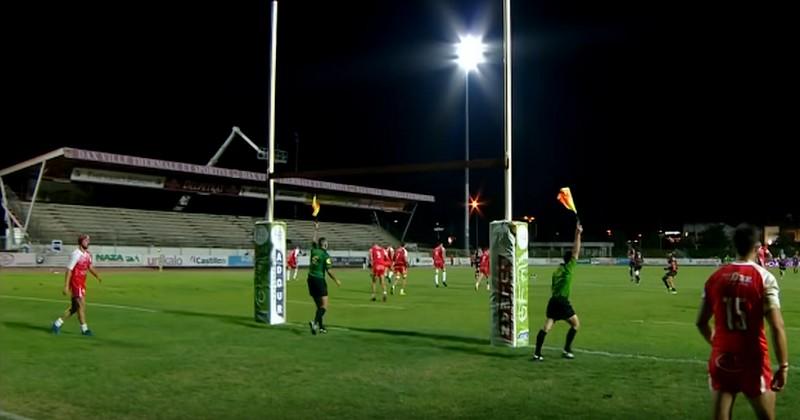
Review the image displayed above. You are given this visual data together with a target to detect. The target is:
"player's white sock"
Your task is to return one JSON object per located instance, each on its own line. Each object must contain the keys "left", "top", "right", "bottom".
{"left": 80, "top": 323, "right": 89, "bottom": 333}
{"left": 54, "top": 318, "right": 64, "bottom": 327}
{"left": 435, "top": 272, "right": 439, "bottom": 285}
{"left": 443, "top": 272, "right": 447, "bottom": 283}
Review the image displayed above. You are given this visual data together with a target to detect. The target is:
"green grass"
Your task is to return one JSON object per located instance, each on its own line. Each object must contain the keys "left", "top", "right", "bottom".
{"left": 1, "top": 266, "right": 798, "bottom": 419}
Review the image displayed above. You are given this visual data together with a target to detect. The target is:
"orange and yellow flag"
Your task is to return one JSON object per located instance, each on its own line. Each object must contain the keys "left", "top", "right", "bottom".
{"left": 557, "top": 187, "right": 578, "bottom": 214}
{"left": 311, "top": 195, "right": 321, "bottom": 217}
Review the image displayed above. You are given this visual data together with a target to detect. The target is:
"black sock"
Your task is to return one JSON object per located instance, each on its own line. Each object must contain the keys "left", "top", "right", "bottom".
{"left": 535, "top": 329, "right": 547, "bottom": 356}
{"left": 314, "top": 307, "right": 326, "bottom": 327}
{"left": 565, "top": 327, "right": 577, "bottom": 352}
{"left": 662, "top": 277, "right": 670, "bottom": 289}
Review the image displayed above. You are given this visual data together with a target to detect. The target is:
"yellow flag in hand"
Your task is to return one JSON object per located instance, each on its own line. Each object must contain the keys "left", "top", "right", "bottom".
{"left": 557, "top": 187, "right": 578, "bottom": 214}
{"left": 311, "top": 195, "right": 321, "bottom": 217}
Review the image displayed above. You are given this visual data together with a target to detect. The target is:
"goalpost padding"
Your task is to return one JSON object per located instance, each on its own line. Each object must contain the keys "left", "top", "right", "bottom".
{"left": 254, "top": 221, "right": 287, "bottom": 325}
{"left": 489, "top": 220, "right": 529, "bottom": 347}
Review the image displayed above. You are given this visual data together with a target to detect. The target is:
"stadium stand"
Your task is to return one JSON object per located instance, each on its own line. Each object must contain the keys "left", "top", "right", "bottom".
{"left": 22, "top": 202, "right": 398, "bottom": 250}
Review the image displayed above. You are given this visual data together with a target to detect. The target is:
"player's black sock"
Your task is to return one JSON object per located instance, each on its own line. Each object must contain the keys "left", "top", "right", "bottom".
{"left": 565, "top": 327, "right": 577, "bottom": 353}
{"left": 635, "top": 274, "right": 640, "bottom": 283}
{"left": 314, "top": 307, "right": 326, "bottom": 327}
{"left": 534, "top": 330, "right": 547, "bottom": 356}
{"left": 662, "top": 277, "right": 670, "bottom": 289}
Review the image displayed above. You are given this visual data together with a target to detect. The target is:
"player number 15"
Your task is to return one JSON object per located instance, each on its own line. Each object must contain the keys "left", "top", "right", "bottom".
{"left": 723, "top": 297, "right": 747, "bottom": 331}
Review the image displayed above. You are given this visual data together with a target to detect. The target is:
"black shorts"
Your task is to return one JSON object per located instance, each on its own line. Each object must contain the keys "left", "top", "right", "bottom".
{"left": 663, "top": 270, "right": 677, "bottom": 280}
{"left": 546, "top": 296, "right": 576, "bottom": 321}
{"left": 634, "top": 264, "right": 643, "bottom": 271}
{"left": 307, "top": 275, "right": 328, "bottom": 298}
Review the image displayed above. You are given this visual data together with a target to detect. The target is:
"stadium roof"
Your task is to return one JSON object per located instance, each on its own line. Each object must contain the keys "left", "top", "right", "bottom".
{"left": 0, "top": 147, "right": 435, "bottom": 212}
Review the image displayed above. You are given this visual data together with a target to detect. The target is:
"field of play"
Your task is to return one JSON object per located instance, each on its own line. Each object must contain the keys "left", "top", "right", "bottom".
{"left": 1, "top": 265, "right": 798, "bottom": 419}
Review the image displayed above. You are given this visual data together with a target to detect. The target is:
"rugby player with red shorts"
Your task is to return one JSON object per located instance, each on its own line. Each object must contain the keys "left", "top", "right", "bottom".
{"left": 696, "top": 224, "right": 789, "bottom": 420}
{"left": 391, "top": 244, "right": 409, "bottom": 296}
{"left": 369, "top": 243, "right": 389, "bottom": 302}
{"left": 432, "top": 243, "right": 447, "bottom": 288}
{"left": 51, "top": 234, "right": 102, "bottom": 336}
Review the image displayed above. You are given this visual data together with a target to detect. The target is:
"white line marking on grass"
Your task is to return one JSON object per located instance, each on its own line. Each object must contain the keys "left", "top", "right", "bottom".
{"left": 543, "top": 346, "right": 705, "bottom": 365}
{"left": 287, "top": 299, "right": 405, "bottom": 310}
{"left": 0, "top": 408, "right": 35, "bottom": 420}
{"left": 0, "top": 295, "right": 159, "bottom": 313}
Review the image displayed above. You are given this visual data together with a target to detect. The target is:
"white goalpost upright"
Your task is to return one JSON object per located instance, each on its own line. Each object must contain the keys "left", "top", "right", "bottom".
{"left": 254, "top": 0, "right": 286, "bottom": 325}
{"left": 489, "top": 0, "right": 530, "bottom": 348}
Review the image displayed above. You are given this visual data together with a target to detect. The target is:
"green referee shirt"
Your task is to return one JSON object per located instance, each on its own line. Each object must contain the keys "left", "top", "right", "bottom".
{"left": 551, "top": 258, "right": 577, "bottom": 299}
{"left": 308, "top": 243, "right": 332, "bottom": 279}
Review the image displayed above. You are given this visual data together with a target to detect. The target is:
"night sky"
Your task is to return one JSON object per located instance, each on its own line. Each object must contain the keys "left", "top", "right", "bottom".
{"left": 2, "top": 1, "right": 797, "bottom": 244}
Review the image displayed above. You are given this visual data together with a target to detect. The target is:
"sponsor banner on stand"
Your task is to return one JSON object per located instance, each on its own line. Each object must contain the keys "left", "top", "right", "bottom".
{"left": 94, "top": 253, "right": 144, "bottom": 267}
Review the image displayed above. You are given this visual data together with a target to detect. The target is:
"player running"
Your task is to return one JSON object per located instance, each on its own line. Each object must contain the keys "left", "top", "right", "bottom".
{"left": 51, "top": 234, "right": 102, "bottom": 336}
{"left": 631, "top": 249, "right": 644, "bottom": 285}
{"left": 369, "top": 243, "right": 389, "bottom": 302}
{"left": 662, "top": 252, "right": 678, "bottom": 294}
{"left": 778, "top": 256, "right": 787, "bottom": 278}
{"left": 391, "top": 243, "right": 410, "bottom": 296}
{"left": 432, "top": 242, "right": 447, "bottom": 287}
{"left": 696, "top": 224, "right": 788, "bottom": 420}
{"left": 794, "top": 251, "right": 799, "bottom": 274}
{"left": 474, "top": 247, "right": 490, "bottom": 291}
{"left": 627, "top": 246, "right": 636, "bottom": 282}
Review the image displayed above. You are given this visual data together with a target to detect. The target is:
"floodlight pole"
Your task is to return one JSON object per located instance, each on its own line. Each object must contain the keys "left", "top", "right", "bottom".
{"left": 464, "top": 72, "right": 470, "bottom": 255}
{"left": 267, "top": 0, "right": 278, "bottom": 222}
{"left": 503, "top": 0, "right": 513, "bottom": 221}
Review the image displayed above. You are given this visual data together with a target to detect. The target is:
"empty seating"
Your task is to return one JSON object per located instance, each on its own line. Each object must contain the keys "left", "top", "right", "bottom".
{"left": 23, "top": 202, "right": 398, "bottom": 250}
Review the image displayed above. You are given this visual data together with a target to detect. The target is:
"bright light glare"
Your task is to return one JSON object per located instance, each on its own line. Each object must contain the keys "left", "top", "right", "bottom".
{"left": 456, "top": 35, "right": 486, "bottom": 72}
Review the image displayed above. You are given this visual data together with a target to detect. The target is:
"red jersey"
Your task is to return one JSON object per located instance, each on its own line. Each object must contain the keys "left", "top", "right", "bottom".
{"left": 370, "top": 245, "right": 388, "bottom": 268}
{"left": 479, "top": 250, "right": 490, "bottom": 273}
{"left": 666, "top": 256, "right": 678, "bottom": 272}
{"left": 433, "top": 245, "right": 445, "bottom": 262}
{"left": 67, "top": 248, "right": 93, "bottom": 297}
{"left": 287, "top": 247, "right": 299, "bottom": 268}
{"left": 703, "top": 262, "right": 780, "bottom": 396}
{"left": 394, "top": 247, "right": 408, "bottom": 267}
{"left": 385, "top": 247, "right": 395, "bottom": 263}
{"left": 757, "top": 246, "right": 770, "bottom": 266}
{"left": 704, "top": 262, "right": 779, "bottom": 356}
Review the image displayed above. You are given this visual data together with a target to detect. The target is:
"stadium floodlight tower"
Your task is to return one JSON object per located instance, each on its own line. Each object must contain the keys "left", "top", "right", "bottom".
{"left": 455, "top": 34, "right": 486, "bottom": 256}
{"left": 489, "top": 0, "right": 529, "bottom": 349}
